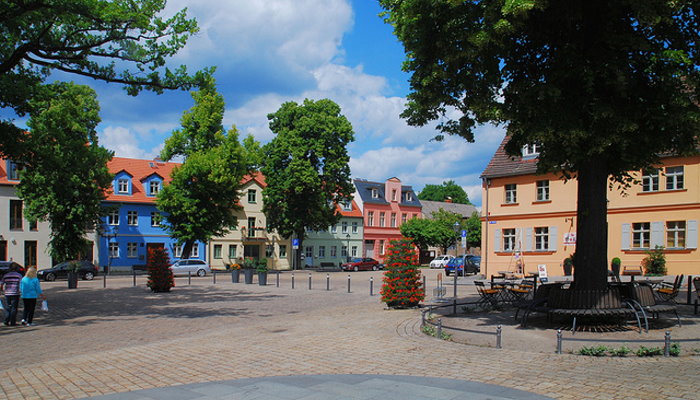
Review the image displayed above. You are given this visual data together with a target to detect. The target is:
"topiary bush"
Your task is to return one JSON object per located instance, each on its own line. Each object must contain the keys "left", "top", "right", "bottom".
{"left": 147, "top": 247, "right": 174, "bottom": 293}
{"left": 381, "top": 238, "right": 425, "bottom": 308}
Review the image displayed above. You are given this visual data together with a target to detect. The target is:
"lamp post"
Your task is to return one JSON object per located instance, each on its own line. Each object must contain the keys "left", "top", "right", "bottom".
{"left": 345, "top": 233, "right": 351, "bottom": 262}
{"left": 452, "top": 221, "right": 460, "bottom": 306}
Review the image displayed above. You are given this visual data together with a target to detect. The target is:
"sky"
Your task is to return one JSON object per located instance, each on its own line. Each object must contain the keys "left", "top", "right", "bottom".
{"left": 22, "top": 0, "right": 507, "bottom": 207}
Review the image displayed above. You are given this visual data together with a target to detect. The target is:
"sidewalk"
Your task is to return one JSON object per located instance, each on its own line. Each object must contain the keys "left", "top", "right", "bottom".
{"left": 0, "top": 271, "right": 697, "bottom": 400}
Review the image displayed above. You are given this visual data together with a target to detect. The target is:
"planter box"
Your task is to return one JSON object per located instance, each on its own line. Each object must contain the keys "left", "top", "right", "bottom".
{"left": 258, "top": 272, "right": 268, "bottom": 286}
{"left": 244, "top": 269, "right": 254, "bottom": 284}
{"left": 231, "top": 270, "right": 240, "bottom": 283}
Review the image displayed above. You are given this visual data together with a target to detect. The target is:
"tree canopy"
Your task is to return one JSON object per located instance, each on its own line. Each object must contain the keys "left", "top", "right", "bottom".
{"left": 381, "top": 0, "right": 700, "bottom": 290}
{"left": 17, "top": 82, "right": 113, "bottom": 263}
{"left": 418, "top": 180, "right": 471, "bottom": 204}
{"left": 0, "top": 0, "right": 210, "bottom": 158}
{"left": 400, "top": 215, "right": 457, "bottom": 254}
{"left": 157, "top": 79, "right": 248, "bottom": 259}
{"left": 261, "top": 99, "right": 355, "bottom": 268}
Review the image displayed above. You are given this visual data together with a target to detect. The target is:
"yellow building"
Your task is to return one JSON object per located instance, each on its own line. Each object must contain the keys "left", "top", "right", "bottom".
{"left": 208, "top": 174, "right": 291, "bottom": 270}
{"left": 481, "top": 138, "right": 699, "bottom": 277}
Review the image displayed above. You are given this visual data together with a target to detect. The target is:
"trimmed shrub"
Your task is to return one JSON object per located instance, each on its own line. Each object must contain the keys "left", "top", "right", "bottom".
{"left": 381, "top": 238, "right": 425, "bottom": 308}
{"left": 147, "top": 247, "right": 174, "bottom": 293}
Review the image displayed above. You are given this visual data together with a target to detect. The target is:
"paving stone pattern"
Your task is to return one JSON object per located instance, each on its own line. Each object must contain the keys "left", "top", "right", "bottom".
{"left": 0, "top": 271, "right": 698, "bottom": 400}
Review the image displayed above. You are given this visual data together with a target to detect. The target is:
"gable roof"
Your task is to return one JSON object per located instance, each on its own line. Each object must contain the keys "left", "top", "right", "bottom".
{"left": 481, "top": 136, "right": 538, "bottom": 179}
{"left": 337, "top": 199, "right": 363, "bottom": 218}
{"left": 420, "top": 200, "right": 478, "bottom": 219}
{"left": 353, "top": 178, "right": 422, "bottom": 207}
{"left": 104, "top": 157, "right": 180, "bottom": 203}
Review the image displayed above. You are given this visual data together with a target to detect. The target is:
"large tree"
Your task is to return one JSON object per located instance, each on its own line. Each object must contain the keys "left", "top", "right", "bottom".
{"left": 262, "top": 99, "right": 355, "bottom": 269}
{"left": 400, "top": 216, "right": 457, "bottom": 255}
{"left": 418, "top": 180, "right": 471, "bottom": 204}
{"left": 0, "top": 0, "right": 210, "bottom": 158}
{"left": 380, "top": 0, "right": 700, "bottom": 290}
{"left": 157, "top": 78, "right": 248, "bottom": 259}
{"left": 17, "top": 82, "right": 113, "bottom": 263}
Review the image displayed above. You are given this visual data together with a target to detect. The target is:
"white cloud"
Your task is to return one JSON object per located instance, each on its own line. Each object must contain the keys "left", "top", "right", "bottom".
{"left": 99, "top": 126, "right": 164, "bottom": 160}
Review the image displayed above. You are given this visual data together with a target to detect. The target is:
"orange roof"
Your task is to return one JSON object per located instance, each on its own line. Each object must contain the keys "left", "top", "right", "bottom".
{"left": 0, "top": 159, "right": 18, "bottom": 186}
{"left": 104, "top": 157, "right": 181, "bottom": 203}
{"left": 242, "top": 171, "right": 267, "bottom": 188}
{"left": 336, "top": 199, "right": 362, "bottom": 217}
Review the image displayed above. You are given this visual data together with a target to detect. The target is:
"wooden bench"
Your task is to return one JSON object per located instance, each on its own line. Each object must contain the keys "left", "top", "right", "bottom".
{"left": 547, "top": 286, "right": 640, "bottom": 333}
{"left": 621, "top": 265, "right": 643, "bottom": 276}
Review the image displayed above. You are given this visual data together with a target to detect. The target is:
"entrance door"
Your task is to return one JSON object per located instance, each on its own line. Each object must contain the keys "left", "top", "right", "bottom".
{"left": 24, "top": 241, "right": 37, "bottom": 267}
{"left": 0, "top": 240, "right": 6, "bottom": 261}
{"left": 364, "top": 240, "right": 375, "bottom": 258}
{"left": 244, "top": 244, "right": 260, "bottom": 260}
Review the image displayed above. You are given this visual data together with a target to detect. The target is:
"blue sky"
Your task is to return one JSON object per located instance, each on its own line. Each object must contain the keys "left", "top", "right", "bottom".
{"left": 21, "top": 1, "right": 507, "bottom": 206}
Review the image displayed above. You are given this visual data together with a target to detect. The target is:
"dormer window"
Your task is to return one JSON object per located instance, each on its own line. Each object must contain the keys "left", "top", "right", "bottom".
{"left": 405, "top": 192, "right": 413, "bottom": 202}
{"left": 117, "top": 179, "right": 129, "bottom": 193}
{"left": 7, "top": 161, "right": 22, "bottom": 181}
{"left": 149, "top": 180, "right": 161, "bottom": 196}
{"left": 342, "top": 201, "right": 352, "bottom": 211}
{"left": 371, "top": 188, "right": 379, "bottom": 199}
{"left": 522, "top": 144, "right": 540, "bottom": 158}
{"left": 391, "top": 189, "right": 397, "bottom": 201}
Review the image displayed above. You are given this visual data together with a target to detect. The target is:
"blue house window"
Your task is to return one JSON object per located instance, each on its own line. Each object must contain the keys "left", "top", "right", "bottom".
{"left": 113, "top": 171, "right": 133, "bottom": 195}
{"left": 7, "top": 161, "right": 22, "bottom": 181}
{"left": 117, "top": 179, "right": 129, "bottom": 193}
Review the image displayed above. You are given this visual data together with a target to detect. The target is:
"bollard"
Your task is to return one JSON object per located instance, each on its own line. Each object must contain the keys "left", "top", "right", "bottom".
{"left": 133, "top": 270, "right": 136, "bottom": 287}
{"left": 556, "top": 329, "right": 563, "bottom": 354}
{"left": 423, "top": 275, "right": 427, "bottom": 294}
{"left": 188, "top": 271, "right": 191, "bottom": 285}
{"left": 370, "top": 277, "right": 373, "bottom": 296}
{"left": 496, "top": 325, "right": 502, "bottom": 349}
{"left": 276, "top": 271, "right": 280, "bottom": 287}
{"left": 687, "top": 275, "right": 693, "bottom": 305}
{"left": 326, "top": 274, "right": 330, "bottom": 291}
{"left": 437, "top": 318, "right": 442, "bottom": 339}
{"left": 103, "top": 273, "right": 106, "bottom": 288}
{"left": 292, "top": 273, "right": 295, "bottom": 289}
{"left": 347, "top": 274, "right": 351, "bottom": 293}
{"left": 213, "top": 271, "right": 216, "bottom": 284}
{"left": 664, "top": 331, "right": 671, "bottom": 357}
{"left": 421, "top": 309, "right": 426, "bottom": 326}
{"left": 309, "top": 273, "right": 312, "bottom": 290}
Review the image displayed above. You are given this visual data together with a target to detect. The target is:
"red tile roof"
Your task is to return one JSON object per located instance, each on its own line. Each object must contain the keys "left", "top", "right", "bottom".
{"left": 481, "top": 136, "right": 538, "bottom": 179}
{"left": 104, "top": 157, "right": 180, "bottom": 203}
{"left": 0, "top": 160, "right": 18, "bottom": 186}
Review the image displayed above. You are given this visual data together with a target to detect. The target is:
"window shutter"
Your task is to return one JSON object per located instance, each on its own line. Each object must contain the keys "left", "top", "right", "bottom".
{"left": 549, "top": 226, "right": 557, "bottom": 251}
{"left": 494, "top": 229, "right": 501, "bottom": 252}
{"left": 688, "top": 220, "right": 698, "bottom": 249}
{"left": 650, "top": 221, "right": 664, "bottom": 248}
{"left": 516, "top": 228, "right": 523, "bottom": 252}
{"left": 525, "top": 228, "right": 533, "bottom": 252}
{"left": 621, "top": 223, "right": 631, "bottom": 250}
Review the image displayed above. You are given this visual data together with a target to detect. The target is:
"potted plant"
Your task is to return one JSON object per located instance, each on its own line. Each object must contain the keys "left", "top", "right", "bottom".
{"left": 243, "top": 258, "right": 256, "bottom": 284}
{"left": 642, "top": 246, "right": 666, "bottom": 275}
{"left": 563, "top": 255, "right": 574, "bottom": 276}
{"left": 257, "top": 258, "right": 268, "bottom": 286}
{"left": 229, "top": 262, "right": 241, "bottom": 283}
{"left": 67, "top": 260, "right": 80, "bottom": 289}
{"left": 610, "top": 257, "right": 621, "bottom": 278}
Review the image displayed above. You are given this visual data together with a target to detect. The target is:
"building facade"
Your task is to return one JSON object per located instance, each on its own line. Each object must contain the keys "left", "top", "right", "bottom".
{"left": 303, "top": 200, "right": 364, "bottom": 268}
{"left": 208, "top": 174, "right": 292, "bottom": 270}
{"left": 481, "top": 137, "right": 699, "bottom": 277}
{"left": 99, "top": 157, "right": 206, "bottom": 271}
{"left": 353, "top": 178, "right": 422, "bottom": 263}
{"left": 0, "top": 159, "right": 56, "bottom": 268}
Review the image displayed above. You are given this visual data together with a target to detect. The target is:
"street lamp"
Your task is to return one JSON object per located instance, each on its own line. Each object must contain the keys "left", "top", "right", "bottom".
{"left": 345, "top": 233, "right": 351, "bottom": 262}
{"left": 453, "top": 221, "right": 460, "bottom": 256}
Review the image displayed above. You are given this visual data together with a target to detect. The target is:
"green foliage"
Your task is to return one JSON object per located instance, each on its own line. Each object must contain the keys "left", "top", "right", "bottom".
{"left": 611, "top": 257, "right": 621, "bottom": 268}
{"left": 418, "top": 180, "right": 471, "bottom": 204}
{"left": 147, "top": 247, "right": 174, "bottom": 293}
{"left": 642, "top": 246, "right": 667, "bottom": 275}
{"left": 380, "top": 238, "right": 425, "bottom": 308}
{"left": 608, "top": 346, "right": 631, "bottom": 357}
{"left": 670, "top": 343, "right": 681, "bottom": 357}
{"left": 0, "top": 0, "right": 210, "bottom": 158}
{"left": 400, "top": 217, "right": 455, "bottom": 253}
{"left": 261, "top": 98, "right": 355, "bottom": 253}
{"left": 255, "top": 259, "right": 268, "bottom": 272}
{"left": 577, "top": 346, "right": 609, "bottom": 357}
{"left": 16, "top": 82, "right": 113, "bottom": 263}
{"left": 380, "top": 0, "right": 700, "bottom": 290}
{"left": 465, "top": 211, "right": 482, "bottom": 248}
{"left": 421, "top": 324, "right": 452, "bottom": 341}
{"left": 635, "top": 346, "right": 664, "bottom": 357}
{"left": 157, "top": 81, "right": 248, "bottom": 259}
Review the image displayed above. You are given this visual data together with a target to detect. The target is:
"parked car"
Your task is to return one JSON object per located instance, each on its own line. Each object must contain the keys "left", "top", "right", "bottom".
{"left": 38, "top": 260, "right": 98, "bottom": 281}
{"left": 170, "top": 259, "right": 211, "bottom": 277}
{"left": 429, "top": 255, "right": 453, "bottom": 269}
{"left": 444, "top": 255, "right": 481, "bottom": 276}
{"left": 0, "top": 261, "right": 25, "bottom": 278}
{"left": 341, "top": 257, "right": 381, "bottom": 271}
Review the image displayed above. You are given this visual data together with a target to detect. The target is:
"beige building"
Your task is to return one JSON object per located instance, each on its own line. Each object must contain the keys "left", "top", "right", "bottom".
{"left": 208, "top": 174, "right": 292, "bottom": 270}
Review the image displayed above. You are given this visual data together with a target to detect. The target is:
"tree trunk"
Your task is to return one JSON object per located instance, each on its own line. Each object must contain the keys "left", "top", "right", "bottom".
{"left": 181, "top": 240, "right": 194, "bottom": 260}
{"left": 573, "top": 159, "right": 609, "bottom": 291}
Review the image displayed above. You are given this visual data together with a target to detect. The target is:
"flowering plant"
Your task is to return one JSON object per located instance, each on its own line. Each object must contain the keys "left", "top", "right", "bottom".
{"left": 380, "top": 238, "right": 424, "bottom": 308}
{"left": 146, "top": 247, "right": 174, "bottom": 292}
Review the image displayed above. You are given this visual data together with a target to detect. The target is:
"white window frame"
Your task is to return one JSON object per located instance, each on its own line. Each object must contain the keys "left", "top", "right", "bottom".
{"left": 536, "top": 180, "right": 549, "bottom": 201}
{"left": 279, "top": 245, "right": 287, "bottom": 258}
{"left": 665, "top": 166, "right": 684, "bottom": 190}
{"left": 266, "top": 245, "right": 273, "bottom": 258}
{"left": 318, "top": 246, "right": 326, "bottom": 258}
{"left": 405, "top": 192, "right": 413, "bottom": 202}
{"left": 380, "top": 240, "right": 385, "bottom": 255}
{"left": 127, "top": 210, "right": 138, "bottom": 226}
{"left": 331, "top": 225, "right": 337, "bottom": 233}
{"left": 149, "top": 180, "right": 161, "bottom": 196}
{"left": 341, "top": 246, "right": 348, "bottom": 258}
{"left": 368, "top": 212, "right": 374, "bottom": 227}
{"left": 379, "top": 212, "right": 385, "bottom": 227}
{"left": 505, "top": 184, "right": 517, "bottom": 204}
{"left": 127, "top": 242, "right": 138, "bottom": 258}
{"left": 522, "top": 144, "right": 540, "bottom": 157}
{"left": 228, "top": 244, "right": 237, "bottom": 258}
{"left": 391, "top": 213, "right": 397, "bottom": 227}
{"left": 666, "top": 221, "right": 686, "bottom": 248}
{"left": 305, "top": 246, "right": 313, "bottom": 258}
{"left": 503, "top": 228, "right": 516, "bottom": 251}
{"left": 151, "top": 212, "right": 161, "bottom": 227}
{"left": 351, "top": 246, "right": 358, "bottom": 257}
{"left": 109, "top": 242, "right": 119, "bottom": 258}
{"left": 371, "top": 188, "right": 379, "bottom": 199}
{"left": 535, "top": 227, "right": 549, "bottom": 251}
{"left": 214, "top": 244, "right": 223, "bottom": 259}
{"left": 108, "top": 209, "right": 119, "bottom": 226}
{"left": 341, "top": 221, "right": 348, "bottom": 233}
{"left": 642, "top": 169, "right": 659, "bottom": 192}
{"left": 330, "top": 246, "right": 337, "bottom": 258}
{"left": 632, "top": 222, "right": 651, "bottom": 249}
{"left": 352, "top": 221, "right": 358, "bottom": 233}
{"left": 248, "top": 189, "right": 256, "bottom": 203}
{"left": 117, "top": 178, "right": 129, "bottom": 193}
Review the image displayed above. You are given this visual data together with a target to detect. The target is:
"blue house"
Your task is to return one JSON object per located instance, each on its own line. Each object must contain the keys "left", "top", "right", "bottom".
{"left": 98, "top": 157, "right": 205, "bottom": 271}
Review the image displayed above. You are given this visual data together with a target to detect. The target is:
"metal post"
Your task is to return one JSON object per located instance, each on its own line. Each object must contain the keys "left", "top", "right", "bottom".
{"left": 421, "top": 310, "right": 426, "bottom": 326}
{"left": 496, "top": 325, "right": 502, "bottom": 349}
{"left": 213, "top": 271, "right": 216, "bottom": 284}
{"left": 664, "top": 331, "right": 671, "bottom": 357}
{"left": 133, "top": 270, "right": 136, "bottom": 287}
{"left": 437, "top": 318, "right": 442, "bottom": 339}
{"left": 308, "top": 273, "right": 312, "bottom": 290}
{"left": 687, "top": 275, "right": 693, "bottom": 305}
{"left": 103, "top": 273, "right": 106, "bottom": 288}
{"left": 276, "top": 271, "right": 280, "bottom": 287}
{"left": 292, "top": 273, "right": 295, "bottom": 289}
{"left": 423, "top": 275, "right": 427, "bottom": 294}
{"left": 556, "top": 329, "right": 563, "bottom": 354}
{"left": 326, "top": 274, "right": 330, "bottom": 291}
{"left": 347, "top": 274, "right": 351, "bottom": 293}
{"left": 188, "top": 271, "right": 191, "bottom": 285}
{"left": 370, "top": 277, "right": 373, "bottom": 296}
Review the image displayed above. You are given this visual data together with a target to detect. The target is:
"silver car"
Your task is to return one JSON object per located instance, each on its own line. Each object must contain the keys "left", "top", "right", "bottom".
{"left": 170, "top": 259, "right": 211, "bottom": 277}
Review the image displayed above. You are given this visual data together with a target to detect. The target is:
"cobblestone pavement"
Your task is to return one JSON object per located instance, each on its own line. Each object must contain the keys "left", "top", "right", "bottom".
{"left": 0, "top": 270, "right": 698, "bottom": 400}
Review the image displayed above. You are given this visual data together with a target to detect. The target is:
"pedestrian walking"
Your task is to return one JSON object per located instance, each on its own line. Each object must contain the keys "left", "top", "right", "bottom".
{"left": 0, "top": 263, "right": 23, "bottom": 326}
{"left": 20, "top": 267, "right": 45, "bottom": 327}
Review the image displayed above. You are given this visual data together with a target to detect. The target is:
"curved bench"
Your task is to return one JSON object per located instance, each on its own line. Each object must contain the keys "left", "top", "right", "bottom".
{"left": 547, "top": 286, "right": 640, "bottom": 334}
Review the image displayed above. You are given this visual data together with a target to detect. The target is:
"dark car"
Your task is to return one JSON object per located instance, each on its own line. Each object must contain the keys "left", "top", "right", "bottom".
{"left": 445, "top": 255, "right": 481, "bottom": 276}
{"left": 0, "top": 261, "right": 25, "bottom": 278}
{"left": 38, "top": 260, "right": 98, "bottom": 281}
{"left": 341, "top": 257, "right": 381, "bottom": 272}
